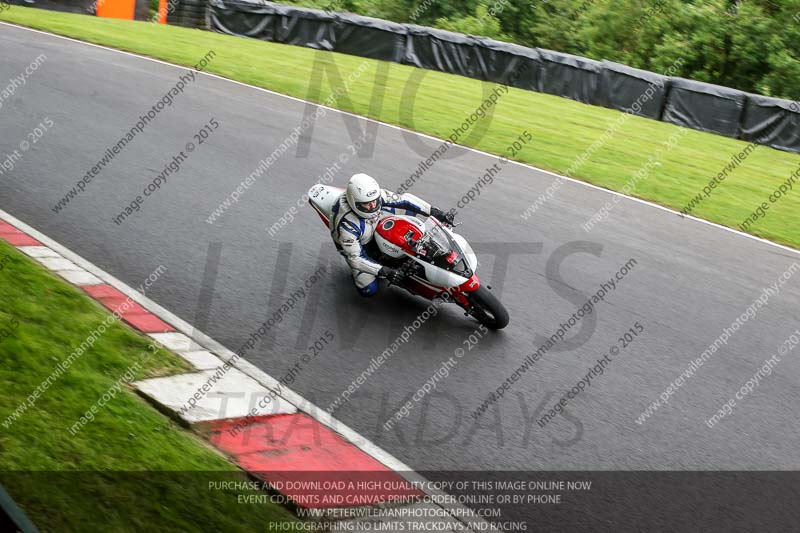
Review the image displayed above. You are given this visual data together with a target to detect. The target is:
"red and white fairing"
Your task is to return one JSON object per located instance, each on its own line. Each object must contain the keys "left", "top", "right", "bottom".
{"left": 374, "top": 215, "right": 478, "bottom": 289}
{"left": 373, "top": 216, "right": 424, "bottom": 258}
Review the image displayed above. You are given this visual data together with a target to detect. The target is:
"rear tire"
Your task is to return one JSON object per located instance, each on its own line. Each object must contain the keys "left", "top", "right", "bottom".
{"left": 467, "top": 286, "right": 509, "bottom": 330}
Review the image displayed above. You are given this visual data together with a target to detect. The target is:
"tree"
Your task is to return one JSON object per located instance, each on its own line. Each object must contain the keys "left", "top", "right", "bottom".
{"left": 434, "top": 2, "right": 511, "bottom": 40}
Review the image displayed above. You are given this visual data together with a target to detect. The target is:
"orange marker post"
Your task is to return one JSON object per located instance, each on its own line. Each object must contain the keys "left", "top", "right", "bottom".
{"left": 96, "top": 0, "right": 136, "bottom": 20}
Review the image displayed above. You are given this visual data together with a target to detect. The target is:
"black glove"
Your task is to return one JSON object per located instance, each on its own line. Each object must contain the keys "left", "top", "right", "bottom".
{"left": 430, "top": 207, "right": 456, "bottom": 226}
{"left": 379, "top": 266, "right": 406, "bottom": 285}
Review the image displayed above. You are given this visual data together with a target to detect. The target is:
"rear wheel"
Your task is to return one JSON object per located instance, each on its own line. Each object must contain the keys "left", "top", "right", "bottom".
{"left": 466, "top": 286, "right": 509, "bottom": 330}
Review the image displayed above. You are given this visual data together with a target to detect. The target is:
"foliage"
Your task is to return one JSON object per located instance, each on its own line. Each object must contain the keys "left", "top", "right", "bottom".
{"left": 282, "top": 0, "right": 800, "bottom": 98}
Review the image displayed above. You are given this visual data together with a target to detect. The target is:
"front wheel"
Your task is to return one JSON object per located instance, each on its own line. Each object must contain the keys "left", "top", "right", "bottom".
{"left": 466, "top": 286, "right": 509, "bottom": 330}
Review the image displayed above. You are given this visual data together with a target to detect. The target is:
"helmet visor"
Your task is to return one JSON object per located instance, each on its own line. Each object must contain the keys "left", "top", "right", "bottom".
{"left": 356, "top": 198, "right": 381, "bottom": 214}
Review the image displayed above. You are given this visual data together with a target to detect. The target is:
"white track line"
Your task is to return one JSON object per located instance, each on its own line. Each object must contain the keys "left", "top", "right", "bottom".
{"left": 0, "top": 20, "right": 798, "bottom": 260}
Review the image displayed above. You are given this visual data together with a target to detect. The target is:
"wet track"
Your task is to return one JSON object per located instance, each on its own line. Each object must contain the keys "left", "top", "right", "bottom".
{"left": 2, "top": 23, "right": 800, "bottom": 530}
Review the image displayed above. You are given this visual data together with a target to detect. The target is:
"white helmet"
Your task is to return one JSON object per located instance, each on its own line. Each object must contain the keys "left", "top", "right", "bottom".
{"left": 346, "top": 173, "right": 382, "bottom": 219}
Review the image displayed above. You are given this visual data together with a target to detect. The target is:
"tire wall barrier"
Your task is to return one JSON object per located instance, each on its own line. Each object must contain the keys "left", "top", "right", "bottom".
{"left": 168, "top": 0, "right": 209, "bottom": 28}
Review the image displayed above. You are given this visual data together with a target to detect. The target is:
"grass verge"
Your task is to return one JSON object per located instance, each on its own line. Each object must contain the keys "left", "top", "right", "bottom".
{"left": 0, "top": 240, "right": 296, "bottom": 531}
{"left": 0, "top": 7, "right": 798, "bottom": 249}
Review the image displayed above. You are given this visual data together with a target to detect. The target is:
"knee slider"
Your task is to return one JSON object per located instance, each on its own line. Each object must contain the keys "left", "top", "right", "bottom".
{"left": 357, "top": 280, "right": 379, "bottom": 297}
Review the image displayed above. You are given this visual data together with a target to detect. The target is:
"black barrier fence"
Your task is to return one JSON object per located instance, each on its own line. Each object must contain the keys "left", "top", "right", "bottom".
{"left": 472, "top": 38, "right": 541, "bottom": 90}
{"left": 86, "top": 0, "right": 795, "bottom": 153}
{"left": 662, "top": 77, "right": 748, "bottom": 139}
{"left": 5, "top": 0, "right": 96, "bottom": 14}
{"left": 598, "top": 61, "right": 668, "bottom": 120}
{"left": 537, "top": 49, "right": 601, "bottom": 105}
{"left": 334, "top": 13, "right": 406, "bottom": 62}
{"left": 741, "top": 95, "right": 800, "bottom": 152}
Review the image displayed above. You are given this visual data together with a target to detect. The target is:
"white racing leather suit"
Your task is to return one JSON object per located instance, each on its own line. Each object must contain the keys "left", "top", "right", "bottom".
{"left": 330, "top": 189, "right": 432, "bottom": 296}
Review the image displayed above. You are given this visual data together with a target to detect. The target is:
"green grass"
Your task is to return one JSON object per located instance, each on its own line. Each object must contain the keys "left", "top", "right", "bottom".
{"left": 0, "top": 241, "right": 296, "bottom": 531}
{"left": 1, "top": 7, "right": 799, "bottom": 248}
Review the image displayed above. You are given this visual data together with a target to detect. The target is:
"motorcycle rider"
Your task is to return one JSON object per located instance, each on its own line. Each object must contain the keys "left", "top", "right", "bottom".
{"left": 331, "top": 173, "right": 455, "bottom": 297}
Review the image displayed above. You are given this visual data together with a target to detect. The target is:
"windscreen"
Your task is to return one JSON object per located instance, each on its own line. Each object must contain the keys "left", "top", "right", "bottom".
{"left": 415, "top": 219, "right": 472, "bottom": 277}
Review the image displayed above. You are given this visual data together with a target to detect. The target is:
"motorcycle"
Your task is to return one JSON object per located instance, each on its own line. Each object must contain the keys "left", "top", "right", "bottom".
{"left": 308, "top": 184, "right": 509, "bottom": 330}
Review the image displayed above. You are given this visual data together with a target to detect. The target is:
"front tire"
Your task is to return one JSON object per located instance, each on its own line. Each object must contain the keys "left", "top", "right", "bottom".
{"left": 467, "top": 286, "right": 509, "bottom": 330}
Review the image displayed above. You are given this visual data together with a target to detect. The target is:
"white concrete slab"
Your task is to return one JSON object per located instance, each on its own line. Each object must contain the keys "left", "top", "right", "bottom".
{"left": 18, "top": 246, "right": 60, "bottom": 258}
{"left": 148, "top": 332, "right": 204, "bottom": 352}
{"left": 38, "top": 257, "right": 80, "bottom": 271}
{"left": 134, "top": 368, "right": 296, "bottom": 423}
{"left": 57, "top": 269, "right": 103, "bottom": 286}
{"left": 179, "top": 350, "right": 225, "bottom": 370}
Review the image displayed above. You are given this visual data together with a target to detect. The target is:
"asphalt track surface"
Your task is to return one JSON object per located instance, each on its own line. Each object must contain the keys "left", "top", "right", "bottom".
{"left": 2, "top": 23, "right": 800, "bottom": 529}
